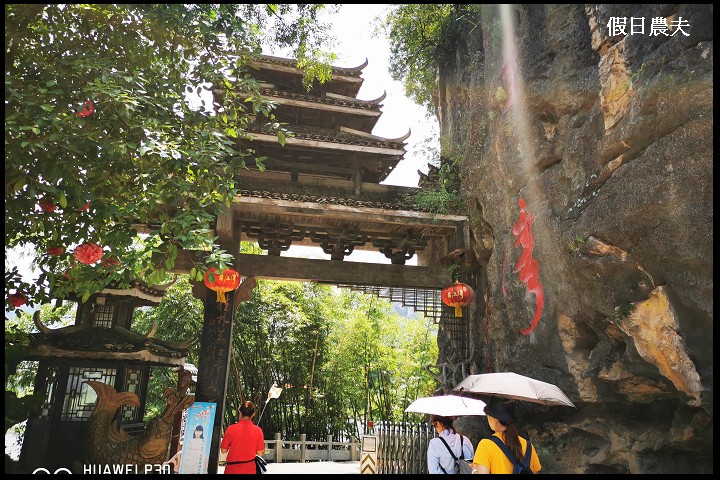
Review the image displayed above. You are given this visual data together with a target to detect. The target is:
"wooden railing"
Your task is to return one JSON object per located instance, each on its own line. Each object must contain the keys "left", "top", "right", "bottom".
{"left": 220, "top": 423, "right": 431, "bottom": 472}
{"left": 220, "top": 433, "right": 360, "bottom": 464}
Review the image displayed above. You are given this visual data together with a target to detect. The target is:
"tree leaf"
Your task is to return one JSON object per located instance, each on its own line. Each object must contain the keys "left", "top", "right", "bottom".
{"left": 13, "top": 177, "right": 26, "bottom": 192}
{"left": 4, "top": 3, "right": 336, "bottom": 311}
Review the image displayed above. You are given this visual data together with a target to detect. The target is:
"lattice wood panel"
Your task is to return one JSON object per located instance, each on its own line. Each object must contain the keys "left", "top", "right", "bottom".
{"left": 336, "top": 284, "right": 470, "bottom": 360}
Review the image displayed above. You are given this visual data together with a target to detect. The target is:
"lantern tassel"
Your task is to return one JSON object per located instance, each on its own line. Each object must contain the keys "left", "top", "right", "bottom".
{"left": 454, "top": 306, "right": 462, "bottom": 317}
{"left": 217, "top": 291, "right": 227, "bottom": 304}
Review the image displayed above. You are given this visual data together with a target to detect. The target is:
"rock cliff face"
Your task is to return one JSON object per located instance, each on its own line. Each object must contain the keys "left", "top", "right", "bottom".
{"left": 435, "top": 4, "right": 712, "bottom": 474}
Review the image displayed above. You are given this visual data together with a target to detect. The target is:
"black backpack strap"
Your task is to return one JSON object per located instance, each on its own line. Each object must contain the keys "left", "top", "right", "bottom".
{"left": 455, "top": 433, "right": 472, "bottom": 460}
{"left": 438, "top": 436, "right": 459, "bottom": 460}
{"left": 437, "top": 436, "right": 458, "bottom": 474}
{"left": 457, "top": 434, "right": 471, "bottom": 461}
{"left": 488, "top": 436, "right": 514, "bottom": 463}
{"left": 488, "top": 435, "right": 532, "bottom": 471}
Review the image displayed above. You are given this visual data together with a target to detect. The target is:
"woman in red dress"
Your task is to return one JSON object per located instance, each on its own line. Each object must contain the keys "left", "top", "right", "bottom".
{"left": 221, "top": 401, "right": 265, "bottom": 474}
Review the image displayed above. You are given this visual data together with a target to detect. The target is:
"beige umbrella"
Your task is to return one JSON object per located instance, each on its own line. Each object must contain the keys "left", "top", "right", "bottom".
{"left": 405, "top": 394, "right": 487, "bottom": 417}
{"left": 452, "top": 372, "right": 576, "bottom": 408}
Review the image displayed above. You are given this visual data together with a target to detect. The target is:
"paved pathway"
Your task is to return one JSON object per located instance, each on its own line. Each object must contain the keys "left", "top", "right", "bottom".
{"left": 266, "top": 461, "right": 360, "bottom": 474}
{"left": 218, "top": 461, "right": 361, "bottom": 474}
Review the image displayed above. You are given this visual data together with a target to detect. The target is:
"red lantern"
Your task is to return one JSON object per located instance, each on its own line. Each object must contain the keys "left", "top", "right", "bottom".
{"left": 73, "top": 242, "right": 104, "bottom": 265}
{"left": 9, "top": 293, "right": 27, "bottom": 308}
{"left": 47, "top": 246, "right": 64, "bottom": 256}
{"left": 203, "top": 267, "right": 241, "bottom": 304}
{"left": 441, "top": 280, "right": 476, "bottom": 317}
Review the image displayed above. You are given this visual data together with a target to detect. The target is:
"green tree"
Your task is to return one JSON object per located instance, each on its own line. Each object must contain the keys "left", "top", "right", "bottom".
{"left": 320, "top": 290, "right": 438, "bottom": 439}
{"left": 5, "top": 4, "right": 336, "bottom": 308}
{"left": 230, "top": 279, "right": 335, "bottom": 439}
{"left": 132, "top": 277, "right": 204, "bottom": 418}
{"left": 5, "top": 327, "right": 44, "bottom": 435}
{"left": 381, "top": 4, "right": 472, "bottom": 115}
{"left": 392, "top": 313, "right": 439, "bottom": 423}
{"left": 227, "top": 276, "right": 440, "bottom": 442}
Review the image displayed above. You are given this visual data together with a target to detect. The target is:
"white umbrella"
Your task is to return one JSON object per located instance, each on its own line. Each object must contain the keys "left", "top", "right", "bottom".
{"left": 452, "top": 372, "right": 576, "bottom": 408}
{"left": 405, "top": 395, "right": 487, "bottom": 417}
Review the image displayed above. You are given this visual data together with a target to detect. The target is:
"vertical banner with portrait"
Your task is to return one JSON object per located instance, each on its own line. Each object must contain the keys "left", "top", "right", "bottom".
{"left": 178, "top": 402, "right": 216, "bottom": 474}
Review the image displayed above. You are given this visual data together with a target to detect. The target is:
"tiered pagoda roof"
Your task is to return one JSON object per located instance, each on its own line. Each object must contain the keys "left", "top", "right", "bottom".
{"left": 249, "top": 54, "right": 367, "bottom": 98}
{"left": 237, "top": 54, "right": 409, "bottom": 185}
{"left": 166, "top": 54, "right": 471, "bottom": 317}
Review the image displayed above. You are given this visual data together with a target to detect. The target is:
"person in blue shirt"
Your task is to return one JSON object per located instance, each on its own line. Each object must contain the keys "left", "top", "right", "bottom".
{"left": 427, "top": 415, "right": 474, "bottom": 474}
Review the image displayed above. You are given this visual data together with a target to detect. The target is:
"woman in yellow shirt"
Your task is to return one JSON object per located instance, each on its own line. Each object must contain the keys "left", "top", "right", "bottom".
{"left": 472, "top": 399, "right": 541, "bottom": 474}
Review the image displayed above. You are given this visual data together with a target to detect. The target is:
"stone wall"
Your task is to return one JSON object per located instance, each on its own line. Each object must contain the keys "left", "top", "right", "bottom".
{"left": 436, "top": 4, "right": 712, "bottom": 473}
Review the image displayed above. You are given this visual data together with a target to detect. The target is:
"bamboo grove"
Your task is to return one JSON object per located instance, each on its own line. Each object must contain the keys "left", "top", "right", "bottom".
{"left": 133, "top": 271, "right": 439, "bottom": 443}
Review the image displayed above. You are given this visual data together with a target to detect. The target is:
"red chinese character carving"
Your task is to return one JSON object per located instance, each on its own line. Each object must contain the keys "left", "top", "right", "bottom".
{"left": 503, "top": 198, "right": 543, "bottom": 335}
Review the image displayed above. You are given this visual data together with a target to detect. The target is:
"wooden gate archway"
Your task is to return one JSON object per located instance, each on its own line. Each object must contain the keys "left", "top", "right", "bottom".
{"left": 165, "top": 54, "right": 470, "bottom": 472}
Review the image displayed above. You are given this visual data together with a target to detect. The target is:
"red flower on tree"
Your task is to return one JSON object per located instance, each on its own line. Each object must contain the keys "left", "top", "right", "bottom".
{"left": 9, "top": 293, "right": 27, "bottom": 308}
{"left": 62, "top": 270, "right": 78, "bottom": 282}
{"left": 73, "top": 243, "right": 104, "bottom": 265}
{"left": 47, "top": 246, "right": 65, "bottom": 256}
{"left": 39, "top": 199, "right": 57, "bottom": 212}
{"left": 76, "top": 100, "right": 95, "bottom": 118}
{"left": 102, "top": 257, "right": 120, "bottom": 272}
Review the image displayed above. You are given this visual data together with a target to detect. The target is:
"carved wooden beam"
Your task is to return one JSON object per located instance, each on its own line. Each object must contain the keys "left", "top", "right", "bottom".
{"left": 247, "top": 132, "right": 405, "bottom": 155}
{"left": 258, "top": 95, "right": 381, "bottom": 117}
{"left": 172, "top": 251, "right": 452, "bottom": 289}
{"left": 231, "top": 195, "right": 467, "bottom": 228}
